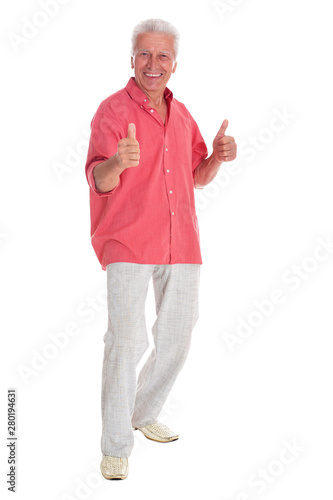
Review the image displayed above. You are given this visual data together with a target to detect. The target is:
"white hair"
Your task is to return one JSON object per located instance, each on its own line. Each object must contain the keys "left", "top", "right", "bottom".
{"left": 131, "top": 18, "right": 180, "bottom": 59}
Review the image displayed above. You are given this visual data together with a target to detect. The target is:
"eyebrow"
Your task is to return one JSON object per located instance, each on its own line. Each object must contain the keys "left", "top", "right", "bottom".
{"left": 137, "top": 49, "right": 171, "bottom": 55}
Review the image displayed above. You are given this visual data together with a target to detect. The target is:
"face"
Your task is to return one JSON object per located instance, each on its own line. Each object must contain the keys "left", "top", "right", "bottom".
{"left": 131, "top": 32, "right": 177, "bottom": 96}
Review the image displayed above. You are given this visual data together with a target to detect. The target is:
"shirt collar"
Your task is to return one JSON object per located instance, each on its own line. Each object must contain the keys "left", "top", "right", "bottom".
{"left": 125, "top": 77, "right": 173, "bottom": 107}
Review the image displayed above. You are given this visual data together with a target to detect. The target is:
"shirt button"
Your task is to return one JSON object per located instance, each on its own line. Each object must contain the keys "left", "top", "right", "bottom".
{"left": 169, "top": 190, "right": 173, "bottom": 194}
{"left": 172, "top": 212, "right": 175, "bottom": 215}
{"left": 166, "top": 169, "right": 170, "bottom": 173}
{"left": 144, "top": 99, "right": 147, "bottom": 102}
{"left": 150, "top": 109, "right": 154, "bottom": 113}
{"left": 166, "top": 148, "right": 168, "bottom": 151}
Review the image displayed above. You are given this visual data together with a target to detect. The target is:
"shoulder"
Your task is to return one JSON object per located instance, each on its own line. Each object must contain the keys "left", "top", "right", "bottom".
{"left": 172, "top": 97, "right": 195, "bottom": 122}
{"left": 172, "top": 96, "right": 190, "bottom": 114}
{"left": 172, "top": 97, "right": 199, "bottom": 128}
{"left": 94, "top": 86, "right": 129, "bottom": 117}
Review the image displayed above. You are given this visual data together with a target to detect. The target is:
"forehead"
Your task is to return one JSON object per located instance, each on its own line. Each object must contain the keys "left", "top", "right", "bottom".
{"left": 135, "top": 32, "right": 175, "bottom": 54}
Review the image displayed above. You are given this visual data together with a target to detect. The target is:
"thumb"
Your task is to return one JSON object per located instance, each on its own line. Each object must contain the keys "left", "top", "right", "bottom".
{"left": 216, "top": 119, "right": 229, "bottom": 138}
{"left": 127, "top": 123, "right": 136, "bottom": 140}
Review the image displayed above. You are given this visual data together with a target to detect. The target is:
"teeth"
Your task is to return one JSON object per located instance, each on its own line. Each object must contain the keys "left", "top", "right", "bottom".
{"left": 145, "top": 73, "right": 162, "bottom": 77}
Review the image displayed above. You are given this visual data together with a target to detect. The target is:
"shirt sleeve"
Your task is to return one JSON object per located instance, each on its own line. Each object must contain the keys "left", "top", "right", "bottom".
{"left": 85, "top": 108, "right": 122, "bottom": 197}
{"left": 189, "top": 114, "right": 208, "bottom": 188}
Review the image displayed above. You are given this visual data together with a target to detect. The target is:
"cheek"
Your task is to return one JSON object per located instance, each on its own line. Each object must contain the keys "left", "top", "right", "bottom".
{"left": 135, "top": 63, "right": 145, "bottom": 72}
{"left": 164, "top": 64, "right": 174, "bottom": 74}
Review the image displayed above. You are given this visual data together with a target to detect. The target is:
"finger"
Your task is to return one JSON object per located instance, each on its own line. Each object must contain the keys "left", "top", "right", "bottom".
{"left": 119, "top": 146, "right": 140, "bottom": 154}
{"left": 118, "top": 138, "right": 139, "bottom": 147}
{"left": 218, "top": 135, "right": 234, "bottom": 145}
{"left": 216, "top": 119, "right": 229, "bottom": 138}
{"left": 127, "top": 123, "right": 136, "bottom": 140}
{"left": 129, "top": 154, "right": 140, "bottom": 159}
{"left": 217, "top": 144, "right": 234, "bottom": 153}
{"left": 221, "top": 148, "right": 236, "bottom": 157}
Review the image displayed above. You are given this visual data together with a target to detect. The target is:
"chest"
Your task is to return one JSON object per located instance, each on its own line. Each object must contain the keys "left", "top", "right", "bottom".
{"left": 154, "top": 103, "right": 168, "bottom": 125}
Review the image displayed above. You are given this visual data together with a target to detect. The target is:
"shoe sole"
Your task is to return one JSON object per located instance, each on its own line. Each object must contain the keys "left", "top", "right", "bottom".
{"left": 143, "top": 435, "right": 179, "bottom": 443}
{"left": 101, "top": 471, "right": 128, "bottom": 480}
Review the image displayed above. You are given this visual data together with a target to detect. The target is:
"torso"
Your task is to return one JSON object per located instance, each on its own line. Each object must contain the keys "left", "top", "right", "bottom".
{"left": 153, "top": 100, "right": 168, "bottom": 125}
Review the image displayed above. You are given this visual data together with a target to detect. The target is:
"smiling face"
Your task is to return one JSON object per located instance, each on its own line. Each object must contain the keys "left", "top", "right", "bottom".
{"left": 131, "top": 32, "right": 177, "bottom": 98}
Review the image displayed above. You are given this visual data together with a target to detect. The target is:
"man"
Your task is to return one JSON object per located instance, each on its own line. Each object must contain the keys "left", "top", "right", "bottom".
{"left": 85, "top": 18, "right": 237, "bottom": 480}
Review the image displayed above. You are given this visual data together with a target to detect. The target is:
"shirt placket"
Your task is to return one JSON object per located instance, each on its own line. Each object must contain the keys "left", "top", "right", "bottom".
{"left": 140, "top": 99, "right": 175, "bottom": 264}
{"left": 163, "top": 124, "right": 175, "bottom": 264}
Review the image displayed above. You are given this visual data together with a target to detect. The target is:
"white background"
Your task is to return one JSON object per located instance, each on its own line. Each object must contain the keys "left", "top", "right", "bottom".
{"left": 1, "top": 0, "right": 333, "bottom": 498}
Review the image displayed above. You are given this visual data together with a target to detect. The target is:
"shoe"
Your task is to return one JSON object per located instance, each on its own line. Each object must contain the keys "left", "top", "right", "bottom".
{"left": 134, "top": 421, "right": 179, "bottom": 443}
{"left": 100, "top": 455, "right": 128, "bottom": 480}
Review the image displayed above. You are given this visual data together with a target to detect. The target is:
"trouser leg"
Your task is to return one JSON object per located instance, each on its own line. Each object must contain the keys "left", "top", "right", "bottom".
{"left": 101, "top": 262, "right": 153, "bottom": 458}
{"left": 131, "top": 263, "right": 201, "bottom": 428}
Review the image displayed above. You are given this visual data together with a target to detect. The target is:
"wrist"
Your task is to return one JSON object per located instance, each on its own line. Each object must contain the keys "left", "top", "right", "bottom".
{"left": 211, "top": 151, "right": 223, "bottom": 165}
{"left": 112, "top": 153, "right": 126, "bottom": 174}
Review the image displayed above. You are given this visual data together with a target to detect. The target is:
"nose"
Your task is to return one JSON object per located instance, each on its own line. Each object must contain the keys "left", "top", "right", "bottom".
{"left": 147, "top": 54, "right": 159, "bottom": 70}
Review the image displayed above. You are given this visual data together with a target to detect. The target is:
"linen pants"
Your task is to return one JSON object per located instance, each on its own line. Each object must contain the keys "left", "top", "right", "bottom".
{"left": 101, "top": 262, "right": 201, "bottom": 458}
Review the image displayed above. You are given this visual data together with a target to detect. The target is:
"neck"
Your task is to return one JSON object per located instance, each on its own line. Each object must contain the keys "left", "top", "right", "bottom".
{"left": 149, "top": 94, "right": 165, "bottom": 107}
{"left": 147, "top": 94, "right": 165, "bottom": 108}
{"left": 135, "top": 80, "right": 166, "bottom": 107}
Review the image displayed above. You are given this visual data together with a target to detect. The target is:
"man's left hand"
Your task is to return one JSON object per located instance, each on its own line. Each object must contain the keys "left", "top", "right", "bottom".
{"left": 212, "top": 119, "right": 237, "bottom": 162}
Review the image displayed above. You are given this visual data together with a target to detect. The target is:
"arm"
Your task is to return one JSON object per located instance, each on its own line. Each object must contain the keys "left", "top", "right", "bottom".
{"left": 194, "top": 119, "right": 237, "bottom": 188}
{"left": 92, "top": 123, "right": 140, "bottom": 194}
{"left": 194, "top": 154, "right": 223, "bottom": 189}
{"left": 93, "top": 154, "right": 125, "bottom": 193}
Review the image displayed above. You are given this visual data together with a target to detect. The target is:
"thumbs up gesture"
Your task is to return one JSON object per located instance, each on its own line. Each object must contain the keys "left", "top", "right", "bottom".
{"left": 116, "top": 123, "right": 140, "bottom": 169}
{"left": 212, "top": 119, "right": 237, "bottom": 163}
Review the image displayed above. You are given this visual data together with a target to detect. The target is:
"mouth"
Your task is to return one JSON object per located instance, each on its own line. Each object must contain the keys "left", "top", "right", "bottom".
{"left": 143, "top": 72, "right": 163, "bottom": 80}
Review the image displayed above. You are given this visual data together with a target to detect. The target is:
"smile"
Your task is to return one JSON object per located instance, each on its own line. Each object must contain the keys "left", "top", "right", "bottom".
{"left": 144, "top": 73, "right": 163, "bottom": 78}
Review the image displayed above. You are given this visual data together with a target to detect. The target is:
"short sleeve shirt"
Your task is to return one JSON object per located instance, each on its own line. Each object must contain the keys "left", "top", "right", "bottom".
{"left": 85, "top": 77, "right": 208, "bottom": 270}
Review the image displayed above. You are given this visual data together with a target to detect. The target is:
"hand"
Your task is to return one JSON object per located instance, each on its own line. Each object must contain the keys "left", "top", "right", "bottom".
{"left": 212, "top": 119, "right": 237, "bottom": 162}
{"left": 116, "top": 123, "right": 140, "bottom": 169}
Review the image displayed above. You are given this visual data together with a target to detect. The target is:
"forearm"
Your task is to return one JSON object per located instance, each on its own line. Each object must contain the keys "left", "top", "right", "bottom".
{"left": 194, "top": 154, "right": 223, "bottom": 188}
{"left": 93, "top": 153, "right": 125, "bottom": 193}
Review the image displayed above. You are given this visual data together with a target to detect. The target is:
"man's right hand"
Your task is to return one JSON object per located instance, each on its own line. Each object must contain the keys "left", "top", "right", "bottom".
{"left": 116, "top": 123, "right": 140, "bottom": 169}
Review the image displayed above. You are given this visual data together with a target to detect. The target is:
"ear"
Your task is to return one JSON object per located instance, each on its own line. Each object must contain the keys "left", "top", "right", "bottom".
{"left": 172, "top": 61, "right": 177, "bottom": 73}
{"left": 131, "top": 56, "right": 134, "bottom": 69}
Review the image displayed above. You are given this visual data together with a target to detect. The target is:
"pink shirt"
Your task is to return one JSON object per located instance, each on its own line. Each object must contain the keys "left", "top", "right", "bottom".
{"left": 85, "top": 77, "right": 208, "bottom": 270}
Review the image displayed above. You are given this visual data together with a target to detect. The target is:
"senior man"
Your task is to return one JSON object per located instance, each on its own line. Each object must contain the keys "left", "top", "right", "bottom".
{"left": 85, "top": 18, "right": 236, "bottom": 480}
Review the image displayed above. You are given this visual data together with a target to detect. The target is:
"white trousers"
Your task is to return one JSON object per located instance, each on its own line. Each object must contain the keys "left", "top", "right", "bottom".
{"left": 101, "top": 262, "right": 201, "bottom": 458}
